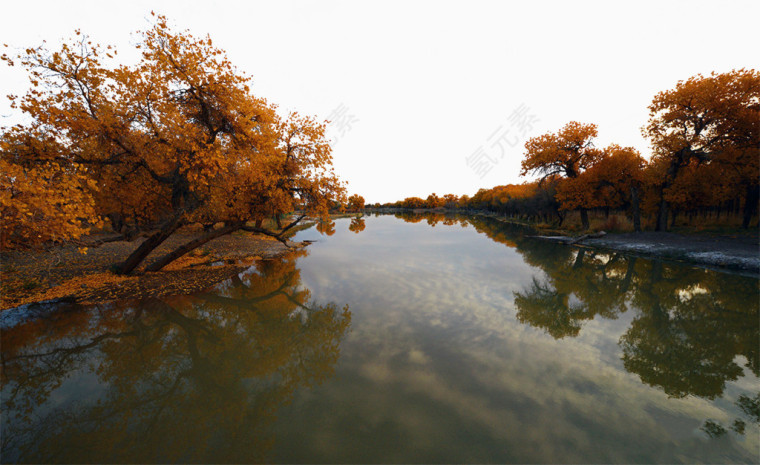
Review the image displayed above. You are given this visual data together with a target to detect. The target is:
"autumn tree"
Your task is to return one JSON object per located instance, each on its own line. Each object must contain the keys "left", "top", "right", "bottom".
{"left": 0, "top": 14, "right": 345, "bottom": 273}
{"left": 520, "top": 121, "right": 602, "bottom": 229}
{"left": 425, "top": 193, "right": 445, "bottom": 209}
{"left": 399, "top": 196, "right": 425, "bottom": 209}
{"left": 457, "top": 194, "right": 470, "bottom": 209}
{"left": 0, "top": 150, "right": 100, "bottom": 248}
{"left": 644, "top": 69, "right": 759, "bottom": 230}
{"left": 556, "top": 145, "right": 646, "bottom": 231}
{"left": 346, "top": 194, "right": 365, "bottom": 212}
{"left": 442, "top": 193, "right": 459, "bottom": 208}
{"left": 468, "top": 188, "right": 494, "bottom": 210}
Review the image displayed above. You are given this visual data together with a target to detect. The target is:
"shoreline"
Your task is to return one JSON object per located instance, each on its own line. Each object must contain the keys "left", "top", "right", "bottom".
{"left": 532, "top": 231, "right": 759, "bottom": 277}
{"left": 371, "top": 210, "right": 759, "bottom": 276}
{"left": 2, "top": 214, "right": 757, "bottom": 313}
{"left": 401, "top": 210, "right": 759, "bottom": 276}
{"left": 0, "top": 231, "right": 304, "bottom": 312}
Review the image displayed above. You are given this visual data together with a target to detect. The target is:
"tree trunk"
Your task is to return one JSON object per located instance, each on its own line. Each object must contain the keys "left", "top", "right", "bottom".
{"left": 742, "top": 184, "right": 759, "bottom": 229}
{"left": 655, "top": 196, "right": 669, "bottom": 231}
{"left": 655, "top": 159, "right": 681, "bottom": 232}
{"left": 579, "top": 208, "right": 590, "bottom": 230}
{"left": 630, "top": 185, "right": 642, "bottom": 232}
{"left": 670, "top": 209, "right": 678, "bottom": 227}
{"left": 145, "top": 221, "right": 244, "bottom": 272}
{"left": 107, "top": 212, "right": 124, "bottom": 233}
{"left": 114, "top": 215, "right": 185, "bottom": 275}
{"left": 241, "top": 214, "right": 306, "bottom": 247}
{"left": 556, "top": 211, "right": 565, "bottom": 227}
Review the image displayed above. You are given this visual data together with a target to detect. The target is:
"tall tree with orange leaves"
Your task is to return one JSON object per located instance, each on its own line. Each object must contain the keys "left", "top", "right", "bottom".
{"left": 520, "top": 121, "right": 602, "bottom": 229}
{"left": 1, "top": 14, "right": 345, "bottom": 272}
{"left": 556, "top": 145, "right": 646, "bottom": 231}
{"left": 346, "top": 194, "right": 365, "bottom": 212}
{"left": 644, "top": 69, "right": 759, "bottom": 231}
{"left": 0, "top": 144, "right": 100, "bottom": 249}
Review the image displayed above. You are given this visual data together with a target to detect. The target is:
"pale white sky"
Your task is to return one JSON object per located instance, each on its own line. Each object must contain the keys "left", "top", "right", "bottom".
{"left": 1, "top": 0, "right": 758, "bottom": 203}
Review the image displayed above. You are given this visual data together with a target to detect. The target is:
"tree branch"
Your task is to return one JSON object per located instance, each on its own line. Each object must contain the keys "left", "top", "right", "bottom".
{"left": 241, "top": 214, "right": 306, "bottom": 247}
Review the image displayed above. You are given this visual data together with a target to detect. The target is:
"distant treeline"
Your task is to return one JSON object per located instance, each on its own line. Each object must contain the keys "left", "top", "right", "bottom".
{"left": 370, "top": 69, "right": 759, "bottom": 232}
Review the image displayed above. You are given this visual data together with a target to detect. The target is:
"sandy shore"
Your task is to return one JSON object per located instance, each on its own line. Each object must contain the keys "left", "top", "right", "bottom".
{"left": 534, "top": 231, "right": 759, "bottom": 276}
{"left": 0, "top": 231, "right": 302, "bottom": 311}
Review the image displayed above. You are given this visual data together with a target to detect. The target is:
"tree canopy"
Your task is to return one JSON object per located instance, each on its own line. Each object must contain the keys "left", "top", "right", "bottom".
{"left": 381, "top": 70, "right": 758, "bottom": 232}
{"left": 644, "top": 69, "right": 759, "bottom": 230}
{"left": 520, "top": 121, "right": 602, "bottom": 229}
{"left": 1, "top": 14, "right": 345, "bottom": 272}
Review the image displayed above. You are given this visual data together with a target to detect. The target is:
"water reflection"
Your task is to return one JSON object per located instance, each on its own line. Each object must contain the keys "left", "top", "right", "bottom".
{"left": 2, "top": 213, "right": 758, "bottom": 463}
{"left": 1, "top": 251, "right": 351, "bottom": 463}
{"left": 474, "top": 216, "right": 760, "bottom": 445}
{"left": 394, "top": 213, "right": 759, "bottom": 422}
{"left": 506, "top": 237, "right": 759, "bottom": 400}
{"left": 316, "top": 218, "right": 336, "bottom": 236}
{"left": 349, "top": 217, "right": 366, "bottom": 234}
{"left": 393, "top": 211, "right": 467, "bottom": 228}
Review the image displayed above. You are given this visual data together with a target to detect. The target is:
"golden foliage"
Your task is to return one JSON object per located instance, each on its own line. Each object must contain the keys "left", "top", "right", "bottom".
{"left": 347, "top": 194, "right": 365, "bottom": 212}
{"left": 520, "top": 121, "right": 602, "bottom": 179}
{"left": 1, "top": 14, "right": 346, "bottom": 267}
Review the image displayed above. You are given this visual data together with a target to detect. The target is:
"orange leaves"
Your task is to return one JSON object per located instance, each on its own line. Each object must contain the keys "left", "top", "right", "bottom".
{"left": 2, "top": 15, "right": 346, "bottom": 259}
{"left": 398, "top": 196, "right": 425, "bottom": 209}
{"left": 643, "top": 69, "right": 760, "bottom": 229}
{"left": 0, "top": 157, "right": 99, "bottom": 249}
{"left": 519, "top": 120, "right": 649, "bottom": 221}
{"left": 563, "top": 145, "right": 646, "bottom": 211}
{"left": 645, "top": 69, "right": 759, "bottom": 168}
{"left": 520, "top": 121, "right": 604, "bottom": 218}
{"left": 521, "top": 121, "right": 601, "bottom": 179}
{"left": 347, "top": 194, "right": 365, "bottom": 212}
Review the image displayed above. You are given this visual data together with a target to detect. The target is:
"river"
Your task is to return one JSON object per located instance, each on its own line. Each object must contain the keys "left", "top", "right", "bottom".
{"left": 2, "top": 213, "right": 758, "bottom": 463}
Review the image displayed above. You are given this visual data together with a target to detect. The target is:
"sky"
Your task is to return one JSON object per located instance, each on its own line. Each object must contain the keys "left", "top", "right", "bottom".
{"left": 1, "top": 0, "right": 758, "bottom": 203}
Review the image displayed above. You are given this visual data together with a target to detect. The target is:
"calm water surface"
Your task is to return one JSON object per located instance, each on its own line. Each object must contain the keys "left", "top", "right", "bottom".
{"left": 2, "top": 214, "right": 758, "bottom": 463}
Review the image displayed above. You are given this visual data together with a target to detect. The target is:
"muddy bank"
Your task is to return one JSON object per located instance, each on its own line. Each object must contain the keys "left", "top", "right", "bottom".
{"left": 534, "top": 231, "right": 759, "bottom": 276}
{"left": 0, "top": 231, "right": 304, "bottom": 311}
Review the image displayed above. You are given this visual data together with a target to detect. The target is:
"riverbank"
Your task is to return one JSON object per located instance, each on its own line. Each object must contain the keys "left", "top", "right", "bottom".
{"left": 0, "top": 230, "right": 303, "bottom": 311}
{"left": 371, "top": 209, "right": 759, "bottom": 275}
{"left": 532, "top": 231, "right": 759, "bottom": 276}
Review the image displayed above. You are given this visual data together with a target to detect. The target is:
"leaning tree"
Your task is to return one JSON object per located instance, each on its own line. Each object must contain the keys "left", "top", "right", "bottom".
{"left": 1, "top": 14, "right": 345, "bottom": 273}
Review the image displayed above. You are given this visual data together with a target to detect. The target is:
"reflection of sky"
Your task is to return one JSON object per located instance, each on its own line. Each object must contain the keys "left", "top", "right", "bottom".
{"left": 279, "top": 215, "right": 760, "bottom": 463}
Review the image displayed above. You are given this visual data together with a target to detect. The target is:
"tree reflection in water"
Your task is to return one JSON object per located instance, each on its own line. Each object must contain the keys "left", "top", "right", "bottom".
{"left": 1, "top": 250, "right": 351, "bottom": 463}
{"left": 349, "top": 217, "right": 366, "bottom": 234}
{"left": 460, "top": 214, "right": 758, "bottom": 437}
{"left": 4, "top": 212, "right": 757, "bottom": 460}
{"left": 512, "top": 242, "right": 757, "bottom": 399}
{"left": 359, "top": 212, "right": 758, "bottom": 409}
